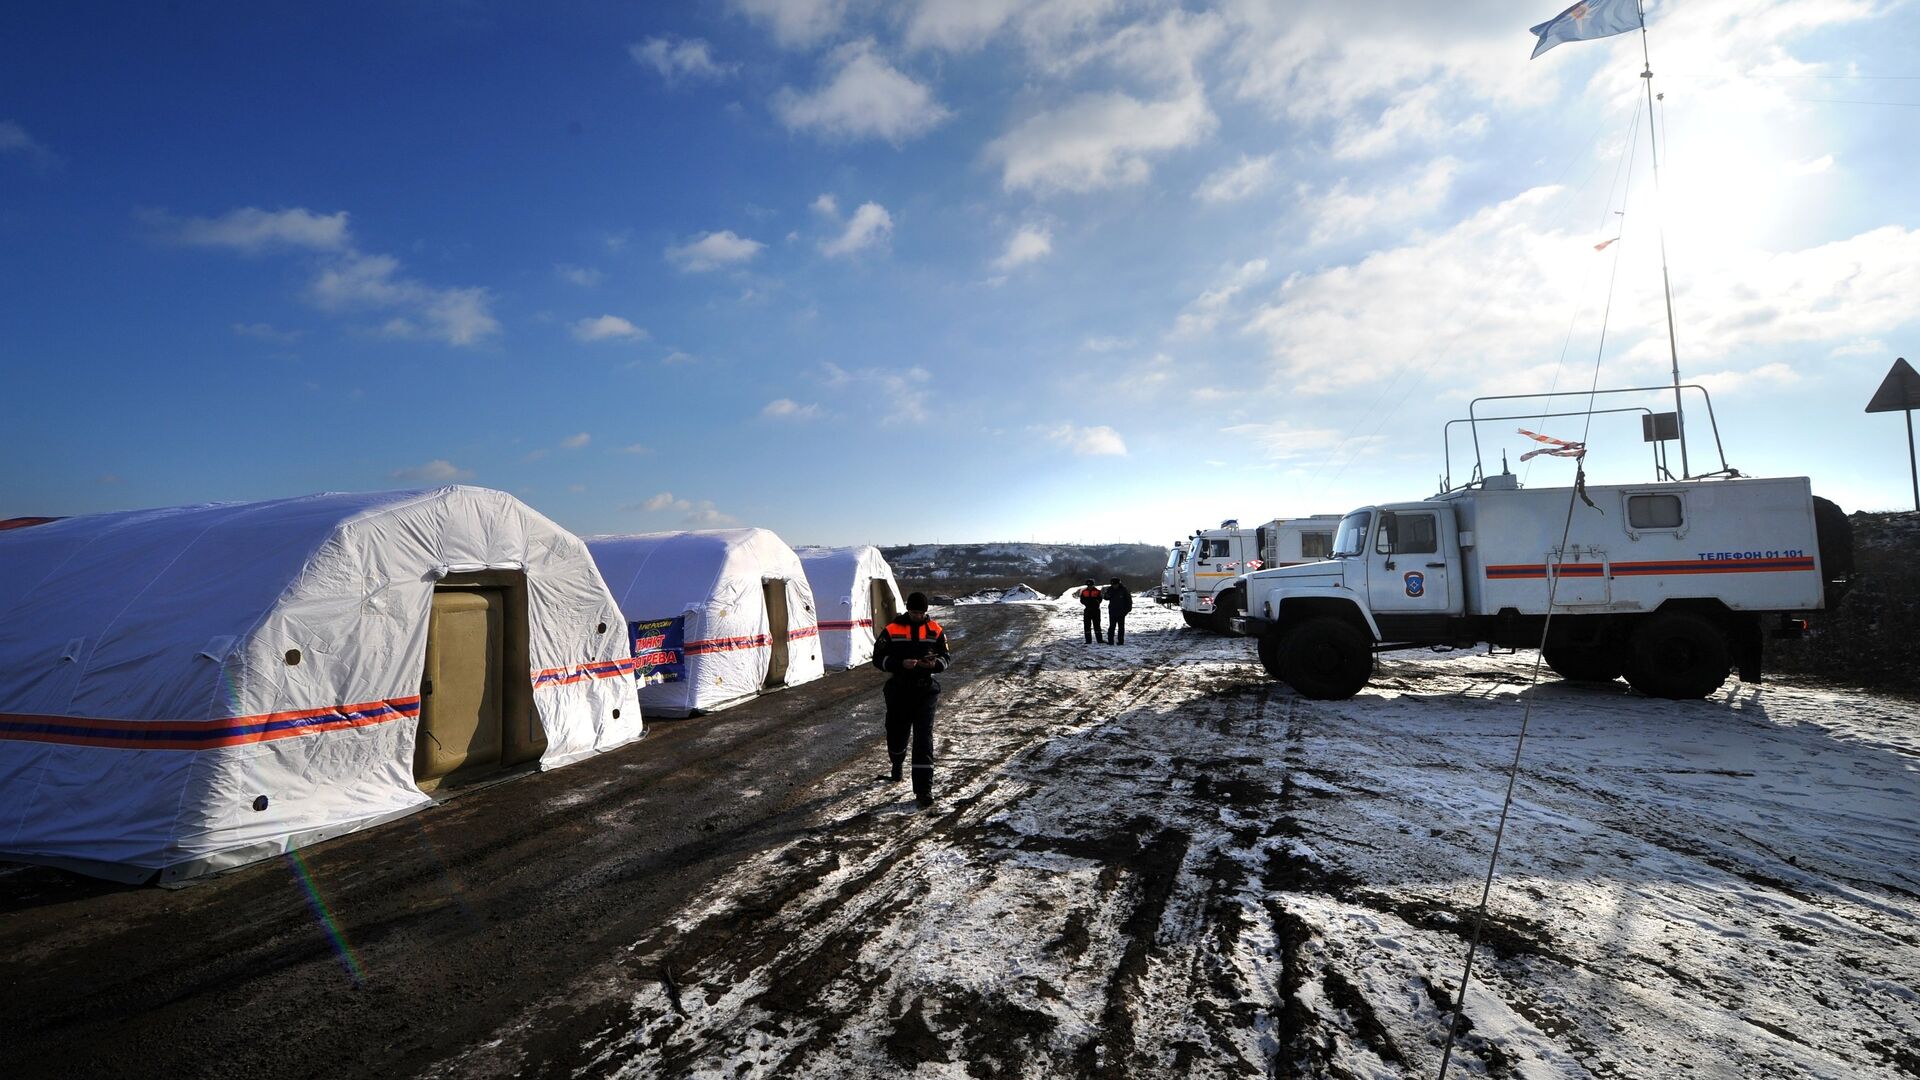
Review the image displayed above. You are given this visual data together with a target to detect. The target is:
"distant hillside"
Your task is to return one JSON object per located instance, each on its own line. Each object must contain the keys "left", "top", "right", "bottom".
{"left": 881, "top": 542, "right": 1167, "bottom": 599}
{"left": 1770, "top": 510, "right": 1920, "bottom": 694}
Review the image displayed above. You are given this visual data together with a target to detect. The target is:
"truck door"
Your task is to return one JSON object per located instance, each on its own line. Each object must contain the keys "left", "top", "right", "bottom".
{"left": 1367, "top": 508, "right": 1460, "bottom": 615}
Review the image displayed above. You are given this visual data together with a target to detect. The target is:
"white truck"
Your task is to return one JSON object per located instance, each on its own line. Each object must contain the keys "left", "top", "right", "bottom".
{"left": 1157, "top": 540, "right": 1189, "bottom": 605}
{"left": 1181, "top": 516, "right": 1342, "bottom": 633}
{"left": 1229, "top": 469, "right": 1853, "bottom": 699}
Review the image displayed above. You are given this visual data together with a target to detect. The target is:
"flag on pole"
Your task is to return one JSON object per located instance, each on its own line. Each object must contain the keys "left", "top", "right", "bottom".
{"left": 1529, "top": 0, "right": 1643, "bottom": 58}
{"left": 1517, "top": 428, "right": 1587, "bottom": 461}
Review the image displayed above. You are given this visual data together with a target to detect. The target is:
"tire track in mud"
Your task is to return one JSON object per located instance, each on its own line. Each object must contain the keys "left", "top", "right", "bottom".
{"left": 429, "top": 608, "right": 1190, "bottom": 1079}
{"left": 588, "top": 649, "right": 1192, "bottom": 1077}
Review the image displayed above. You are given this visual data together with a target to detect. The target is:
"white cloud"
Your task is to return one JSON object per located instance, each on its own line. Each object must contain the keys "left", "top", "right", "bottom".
{"left": 555, "top": 263, "right": 603, "bottom": 287}
{"left": 762, "top": 398, "right": 823, "bottom": 419}
{"left": 823, "top": 362, "right": 932, "bottom": 423}
{"left": 1309, "top": 156, "right": 1459, "bottom": 244}
{"left": 0, "top": 119, "right": 61, "bottom": 170}
{"left": 1786, "top": 154, "right": 1835, "bottom": 176}
{"left": 811, "top": 193, "right": 839, "bottom": 217}
{"left": 1829, "top": 338, "right": 1886, "bottom": 359}
{"left": 571, "top": 314, "right": 648, "bottom": 342}
{"left": 634, "top": 491, "right": 739, "bottom": 527}
{"left": 309, "top": 252, "right": 499, "bottom": 346}
{"left": 1330, "top": 84, "right": 1486, "bottom": 161}
{"left": 1195, "top": 153, "right": 1277, "bottom": 204}
{"left": 160, "top": 206, "right": 351, "bottom": 253}
{"left": 1044, "top": 423, "right": 1128, "bottom": 457}
{"left": 1083, "top": 335, "right": 1135, "bottom": 352}
{"left": 903, "top": 0, "right": 1020, "bottom": 52}
{"left": 1173, "top": 258, "right": 1268, "bottom": 338}
{"left": 618, "top": 443, "right": 654, "bottom": 454}
{"left": 772, "top": 40, "right": 952, "bottom": 144}
{"left": 1221, "top": 420, "right": 1377, "bottom": 462}
{"left": 1243, "top": 181, "right": 1920, "bottom": 397}
{"left": 231, "top": 322, "right": 302, "bottom": 343}
{"left": 661, "top": 349, "right": 701, "bottom": 365}
{"left": 561, "top": 432, "right": 591, "bottom": 449}
{"left": 686, "top": 507, "right": 741, "bottom": 527}
{"left": 730, "top": 0, "right": 848, "bottom": 48}
{"left": 666, "top": 230, "right": 765, "bottom": 272}
{"left": 986, "top": 87, "right": 1214, "bottom": 195}
{"left": 820, "top": 201, "right": 894, "bottom": 257}
{"left": 629, "top": 36, "right": 737, "bottom": 84}
{"left": 994, "top": 225, "right": 1053, "bottom": 271}
{"left": 159, "top": 205, "right": 497, "bottom": 346}
{"left": 1691, "top": 362, "right": 1804, "bottom": 395}
{"left": 391, "top": 459, "right": 474, "bottom": 483}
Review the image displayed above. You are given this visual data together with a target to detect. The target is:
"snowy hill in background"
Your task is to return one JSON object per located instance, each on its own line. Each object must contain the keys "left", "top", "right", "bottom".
{"left": 881, "top": 542, "right": 1165, "bottom": 597}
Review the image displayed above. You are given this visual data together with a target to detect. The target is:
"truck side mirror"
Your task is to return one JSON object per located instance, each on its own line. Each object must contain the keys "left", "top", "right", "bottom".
{"left": 1376, "top": 513, "right": 1398, "bottom": 556}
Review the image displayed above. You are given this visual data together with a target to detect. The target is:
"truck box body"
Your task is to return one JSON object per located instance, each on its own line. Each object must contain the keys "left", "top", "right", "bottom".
{"left": 1446, "top": 476, "right": 1823, "bottom": 617}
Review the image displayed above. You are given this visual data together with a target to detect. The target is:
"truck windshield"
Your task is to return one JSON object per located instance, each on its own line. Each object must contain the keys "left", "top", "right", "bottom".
{"left": 1332, "top": 511, "right": 1373, "bottom": 557}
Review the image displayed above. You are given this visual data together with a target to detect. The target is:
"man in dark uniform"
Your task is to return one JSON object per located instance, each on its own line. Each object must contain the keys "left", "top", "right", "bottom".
{"left": 1104, "top": 577, "right": 1133, "bottom": 645}
{"left": 872, "top": 591, "right": 951, "bottom": 808}
{"left": 1076, "top": 579, "right": 1106, "bottom": 644}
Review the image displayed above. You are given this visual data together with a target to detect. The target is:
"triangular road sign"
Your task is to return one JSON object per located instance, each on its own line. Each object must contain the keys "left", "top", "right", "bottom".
{"left": 1865, "top": 357, "right": 1920, "bottom": 413}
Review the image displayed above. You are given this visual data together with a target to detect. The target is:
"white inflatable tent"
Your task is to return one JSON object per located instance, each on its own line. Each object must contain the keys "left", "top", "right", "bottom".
{"left": 795, "top": 545, "right": 904, "bottom": 670}
{"left": 0, "top": 486, "right": 642, "bottom": 883}
{"left": 589, "top": 529, "right": 824, "bottom": 717}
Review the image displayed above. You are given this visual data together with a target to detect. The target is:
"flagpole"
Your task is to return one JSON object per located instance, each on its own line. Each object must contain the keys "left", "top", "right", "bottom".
{"left": 1637, "top": 0, "right": 1690, "bottom": 478}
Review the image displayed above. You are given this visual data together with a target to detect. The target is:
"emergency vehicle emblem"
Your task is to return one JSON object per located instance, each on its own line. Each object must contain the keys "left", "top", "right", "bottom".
{"left": 1404, "top": 571, "right": 1425, "bottom": 598}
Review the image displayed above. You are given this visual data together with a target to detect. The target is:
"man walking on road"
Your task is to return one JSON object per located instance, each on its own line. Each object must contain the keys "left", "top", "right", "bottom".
{"left": 1104, "top": 577, "right": 1133, "bottom": 645}
{"left": 1076, "top": 579, "right": 1106, "bottom": 644}
{"left": 872, "top": 591, "right": 951, "bottom": 808}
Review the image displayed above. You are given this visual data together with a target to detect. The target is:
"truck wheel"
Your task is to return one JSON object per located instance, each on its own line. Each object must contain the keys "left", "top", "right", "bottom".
{"left": 1181, "top": 611, "right": 1208, "bottom": 631}
{"left": 1624, "top": 612, "right": 1731, "bottom": 699}
{"left": 1257, "top": 634, "right": 1284, "bottom": 678}
{"left": 1211, "top": 589, "right": 1244, "bottom": 636}
{"left": 1276, "top": 617, "right": 1373, "bottom": 700}
{"left": 1542, "top": 643, "right": 1623, "bottom": 683}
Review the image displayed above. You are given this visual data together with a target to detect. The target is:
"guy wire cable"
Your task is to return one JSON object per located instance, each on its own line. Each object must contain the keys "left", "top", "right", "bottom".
{"left": 1523, "top": 101, "right": 1645, "bottom": 489}
{"left": 1436, "top": 155, "right": 1631, "bottom": 1080}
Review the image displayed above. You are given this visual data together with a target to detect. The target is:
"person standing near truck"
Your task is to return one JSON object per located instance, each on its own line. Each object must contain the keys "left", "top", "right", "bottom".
{"left": 1076, "top": 579, "right": 1106, "bottom": 643}
{"left": 1104, "top": 577, "right": 1133, "bottom": 644}
{"left": 871, "top": 591, "right": 951, "bottom": 808}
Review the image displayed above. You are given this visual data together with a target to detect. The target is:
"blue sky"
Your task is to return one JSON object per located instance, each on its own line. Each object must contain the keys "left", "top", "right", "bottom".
{"left": 3, "top": 0, "right": 1917, "bottom": 545}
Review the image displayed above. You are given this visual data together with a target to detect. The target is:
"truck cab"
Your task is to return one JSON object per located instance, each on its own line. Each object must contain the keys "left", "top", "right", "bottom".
{"left": 1158, "top": 541, "right": 1188, "bottom": 605}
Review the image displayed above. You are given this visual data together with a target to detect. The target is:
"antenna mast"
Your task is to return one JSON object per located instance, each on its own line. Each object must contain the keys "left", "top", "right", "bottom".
{"left": 1638, "top": 0, "right": 1689, "bottom": 478}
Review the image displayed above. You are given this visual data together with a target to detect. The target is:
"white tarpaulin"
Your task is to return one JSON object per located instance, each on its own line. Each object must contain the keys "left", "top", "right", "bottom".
{"left": 589, "top": 529, "right": 824, "bottom": 717}
{"left": 795, "top": 545, "right": 904, "bottom": 670}
{"left": 0, "top": 486, "right": 642, "bottom": 883}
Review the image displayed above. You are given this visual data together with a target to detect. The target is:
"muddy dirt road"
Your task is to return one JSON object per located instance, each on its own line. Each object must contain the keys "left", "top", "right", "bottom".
{"left": 4, "top": 599, "right": 1917, "bottom": 1079}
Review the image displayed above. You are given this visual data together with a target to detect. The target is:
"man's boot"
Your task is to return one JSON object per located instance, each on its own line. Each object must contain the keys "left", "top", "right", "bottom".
{"left": 888, "top": 758, "right": 904, "bottom": 783}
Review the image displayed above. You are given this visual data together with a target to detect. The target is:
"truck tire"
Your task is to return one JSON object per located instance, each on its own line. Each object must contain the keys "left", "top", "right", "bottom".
{"left": 1275, "top": 617, "right": 1373, "bottom": 700}
{"left": 1211, "top": 588, "right": 1245, "bottom": 636}
{"left": 1624, "top": 611, "right": 1731, "bottom": 699}
{"left": 1257, "top": 633, "right": 1284, "bottom": 678}
{"left": 1181, "top": 611, "right": 1208, "bottom": 631}
{"left": 1542, "top": 643, "right": 1623, "bottom": 683}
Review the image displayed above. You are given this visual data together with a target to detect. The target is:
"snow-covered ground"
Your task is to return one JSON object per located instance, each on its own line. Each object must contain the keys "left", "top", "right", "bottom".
{"left": 455, "top": 599, "right": 1920, "bottom": 1079}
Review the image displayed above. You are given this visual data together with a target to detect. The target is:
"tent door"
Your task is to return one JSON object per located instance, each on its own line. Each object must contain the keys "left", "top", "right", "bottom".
{"left": 763, "top": 580, "right": 790, "bottom": 688}
{"left": 869, "top": 579, "right": 898, "bottom": 630}
{"left": 416, "top": 572, "right": 539, "bottom": 792}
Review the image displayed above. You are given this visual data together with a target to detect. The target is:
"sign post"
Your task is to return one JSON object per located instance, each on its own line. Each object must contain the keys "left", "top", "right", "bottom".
{"left": 1865, "top": 357, "right": 1920, "bottom": 511}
